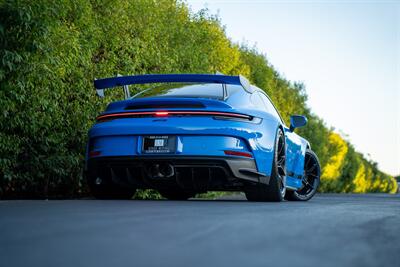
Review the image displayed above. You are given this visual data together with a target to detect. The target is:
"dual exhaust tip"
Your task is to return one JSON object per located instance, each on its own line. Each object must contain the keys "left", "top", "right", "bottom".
{"left": 146, "top": 163, "right": 175, "bottom": 178}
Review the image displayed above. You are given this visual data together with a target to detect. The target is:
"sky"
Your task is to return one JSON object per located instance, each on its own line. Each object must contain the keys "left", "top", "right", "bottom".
{"left": 187, "top": 0, "right": 400, "bottom": 176}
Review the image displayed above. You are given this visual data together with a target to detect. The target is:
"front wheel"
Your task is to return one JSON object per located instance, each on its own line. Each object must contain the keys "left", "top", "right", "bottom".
{"left": 285, "top": 149, "right": 320, "bottom": 201}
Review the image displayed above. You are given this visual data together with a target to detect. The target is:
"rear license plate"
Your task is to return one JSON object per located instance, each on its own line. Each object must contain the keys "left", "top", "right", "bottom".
{"left": 142, "top": 136, "right": 176, "bottom": 154}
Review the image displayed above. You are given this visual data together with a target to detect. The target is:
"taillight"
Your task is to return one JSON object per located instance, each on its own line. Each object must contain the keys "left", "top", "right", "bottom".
{"left": 96, "top": 111, "right": 254, "bottom": 122}
{"left": 213, "top": 115, "right": 262, "bottom": 124}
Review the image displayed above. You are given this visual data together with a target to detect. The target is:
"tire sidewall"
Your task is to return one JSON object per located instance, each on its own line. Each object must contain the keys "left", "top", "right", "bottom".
{"left": 293, "top": 149, "right": 320, "bottom": 201}
{"left": 272, "top": 127, "right": 286, "bottom": 200}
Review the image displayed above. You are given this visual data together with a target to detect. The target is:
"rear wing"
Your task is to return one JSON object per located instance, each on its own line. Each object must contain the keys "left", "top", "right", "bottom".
{"left": 93, "top": 74, "right": 253, "bottom": 99}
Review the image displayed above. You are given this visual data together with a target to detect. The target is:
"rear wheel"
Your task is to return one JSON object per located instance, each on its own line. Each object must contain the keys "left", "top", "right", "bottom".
{"left": 158, "top": 189, "right": 196, "bottom": 200}
{"left": 285, "top": 149, "right": 320, "bottom": 201}
{"left": 245, "top": 128, "right": 286, "bottom": 202}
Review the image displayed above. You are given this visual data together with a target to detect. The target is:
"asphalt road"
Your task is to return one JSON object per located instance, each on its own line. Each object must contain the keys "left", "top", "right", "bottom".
{"left": 0, "top": 194, "right": 399, "bottom": 267}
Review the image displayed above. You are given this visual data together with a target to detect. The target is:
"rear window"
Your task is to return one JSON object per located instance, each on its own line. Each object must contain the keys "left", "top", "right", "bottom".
{"left": 132, "top": 83, "right": 243, "bottom": 100}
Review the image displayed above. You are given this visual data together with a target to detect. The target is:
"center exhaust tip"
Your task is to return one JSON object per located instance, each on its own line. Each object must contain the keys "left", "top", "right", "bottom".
{"left": 146, "top": 163, "right": 175, "bottom": 178}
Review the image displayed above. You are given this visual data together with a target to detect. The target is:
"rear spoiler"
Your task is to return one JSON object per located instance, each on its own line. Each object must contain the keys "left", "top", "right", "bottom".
{"left": 93, "top": 74, "right": 253, "bottom": 99}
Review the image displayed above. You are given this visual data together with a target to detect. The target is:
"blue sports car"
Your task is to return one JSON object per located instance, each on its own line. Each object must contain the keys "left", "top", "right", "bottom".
{"left": 85, "top": 74, "right": 321, "bottom": 202}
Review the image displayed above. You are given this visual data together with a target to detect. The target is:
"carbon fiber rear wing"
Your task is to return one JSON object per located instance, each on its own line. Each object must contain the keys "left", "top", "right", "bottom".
{"left": 93, "top": 74, "right": 253, "bottom": 99}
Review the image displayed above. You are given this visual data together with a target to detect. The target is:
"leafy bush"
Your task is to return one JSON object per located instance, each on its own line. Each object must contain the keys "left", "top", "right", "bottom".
{"left": 0, "top": 0, "right": 396, "bottom": 198}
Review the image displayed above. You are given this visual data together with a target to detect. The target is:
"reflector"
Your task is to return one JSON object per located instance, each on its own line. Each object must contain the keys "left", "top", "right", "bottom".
{"left": 224, "top": 150, "right": 253, "bottom": 158}
{"left": 89, "top": 151, "right": 102, "bottom": 157}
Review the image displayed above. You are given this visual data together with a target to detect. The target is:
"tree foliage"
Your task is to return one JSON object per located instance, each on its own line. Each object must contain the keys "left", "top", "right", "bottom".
{"left": 0, "top": 0, "right": 397, "bottom": 198}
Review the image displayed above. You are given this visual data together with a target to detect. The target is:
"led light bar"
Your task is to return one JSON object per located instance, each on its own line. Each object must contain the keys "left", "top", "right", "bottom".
{"left": 96, "top": 111, "right": 252, "bottom": 122}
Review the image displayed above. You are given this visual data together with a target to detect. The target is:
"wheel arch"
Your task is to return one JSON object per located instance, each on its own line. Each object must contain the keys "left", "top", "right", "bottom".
{"left": 278, "top": 124, "right": 285, "bottom": 136}
{"left": 306, "top": 142, "right": 311, "bottom": 150}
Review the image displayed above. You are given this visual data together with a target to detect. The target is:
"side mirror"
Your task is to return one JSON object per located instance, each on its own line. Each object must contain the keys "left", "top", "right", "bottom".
{"left": 290, "top": 115, "right": 307, "bottom": 132}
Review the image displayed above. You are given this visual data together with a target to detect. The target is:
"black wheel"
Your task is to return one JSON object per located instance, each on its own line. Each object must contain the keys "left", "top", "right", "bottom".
{"left": 285, "top": 149, "right": 320, "bottom": 201}
{"left": 245, "top": 128, "right": 286, "bottom": 202}
{"left": 159, "top": 189, "right": 196, "bottom": 200}
{"left": 88, "top": 176, "right": 136, "bottom": 200}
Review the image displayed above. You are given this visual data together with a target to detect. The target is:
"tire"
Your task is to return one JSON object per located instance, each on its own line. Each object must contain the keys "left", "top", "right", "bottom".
{"left": 245, "top": 128, "right": 286, "bottom": 202}
{"left": 159, "top": 189, "right": 196, "bottom": 200}
{"left": 285, "top": 149, "right": 320, "bottom": 201}
{"left": 88, "top": 177, "right": 136, "bottom": 200}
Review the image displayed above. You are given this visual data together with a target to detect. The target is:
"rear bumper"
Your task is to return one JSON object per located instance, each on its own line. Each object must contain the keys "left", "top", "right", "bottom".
{"left": 86, "top": 156, "right": 269, "bottom": 192}
{"left": 88, "top": 115, "right": 279, "bottom": 177}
